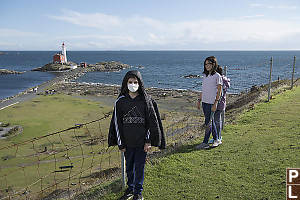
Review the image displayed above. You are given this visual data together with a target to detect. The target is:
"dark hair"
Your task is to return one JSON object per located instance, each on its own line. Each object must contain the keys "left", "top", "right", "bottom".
{"left": 120, "top": 71, "right": 144, "bottom": 98}
{"left": 216, "top": 65, "right": 223, "bottom": 75}
{"left": 203, "top": 56, "right": 218, "bottom": 76}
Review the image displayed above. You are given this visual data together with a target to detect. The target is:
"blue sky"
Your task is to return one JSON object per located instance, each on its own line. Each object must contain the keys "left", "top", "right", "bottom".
{"left": 1, "top": 0, "right": 300, "bottom": 50}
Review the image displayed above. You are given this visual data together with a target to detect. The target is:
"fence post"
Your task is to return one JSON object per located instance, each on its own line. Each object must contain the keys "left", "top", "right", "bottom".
{"left": 121, "top": 152, "right": 126, "bottom": 188}
{"left": 267, "top": 57, "right": 273, "bottom": 102}
{"left": 291, "top": 56, "right": 296, "bottom": 89}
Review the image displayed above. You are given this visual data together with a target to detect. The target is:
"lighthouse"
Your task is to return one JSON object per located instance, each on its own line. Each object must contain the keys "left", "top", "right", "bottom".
{"left": 62, "top": 42, "right": 67, "bottom": 64}
{"left": 53, "top": 42, "right": 75, "bottom": 67}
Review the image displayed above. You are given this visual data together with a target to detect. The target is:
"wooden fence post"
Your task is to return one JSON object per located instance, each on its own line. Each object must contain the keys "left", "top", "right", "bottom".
{"left": 267, "top": 57, "right": 273, "bottom": 102}
{"left": 291, "top": 56, "right": 296, "bottom": 89}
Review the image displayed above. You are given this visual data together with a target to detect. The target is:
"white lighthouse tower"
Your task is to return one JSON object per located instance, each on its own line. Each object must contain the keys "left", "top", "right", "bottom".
{"left": 62, "top": 42, "right": 67, "bottom": 64}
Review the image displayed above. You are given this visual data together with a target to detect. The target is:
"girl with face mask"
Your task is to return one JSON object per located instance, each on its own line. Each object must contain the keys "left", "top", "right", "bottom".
{"left": 127, "top": 77, "right": 139, "bottom": 94}
{"left": 108, "top": 70, "right": 165, "bottom": 200}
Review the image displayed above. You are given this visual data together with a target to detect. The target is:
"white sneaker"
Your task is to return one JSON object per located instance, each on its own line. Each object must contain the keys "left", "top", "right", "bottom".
{"left": 218, "top": 139, "right": 222, "bottom": 145}
{"left": 212, "top": 140, "right": 219, "bottom": 147}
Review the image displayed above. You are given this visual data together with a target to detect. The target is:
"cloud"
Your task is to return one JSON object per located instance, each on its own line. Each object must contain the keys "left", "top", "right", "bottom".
{"left": 55, "top": 34, "right": 139, "bottom": 48}
{"left": 164, "top": 19, "right": 300, "bottom": 43}
{"left": 250, "top": 3, "right": 264, "bottom": 7}
{"left": 0, "top": 42, "right": 18, "bottom": 46}
{"left": 0, "top": 41, "right": 25, "bottom": 50}
{"left": 250, "top": 3, "right": 297, "bottom": 10}
{"left": 268, "top": 5, "right": 297, "bottom": 10}
{"left": 240, "top": 14, "right": 265, "bottom": 19}
{"left": 0, "top": 29, "right": 41, "bottom": 37}
{"left": 48, "top": 10, "right": 300, "bottom": 50}
{"left": 63, "top": 34, "right": 135, "bottom": 42}
{"left": 48, "top": 10, "right": 167, "bottom": 34}
{"left": 48, "top": 9, "right": 121, "bottom": 30}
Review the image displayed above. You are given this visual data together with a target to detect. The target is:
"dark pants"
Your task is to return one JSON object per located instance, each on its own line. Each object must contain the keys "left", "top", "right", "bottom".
{"left": 124, "top": 146, "right": 147, "bottom": 195}
{"left": 214, "top": 109, "right": 222, "bottom": 140}
{"left": 202, "top": 102, "right": 218, "bottom": 143}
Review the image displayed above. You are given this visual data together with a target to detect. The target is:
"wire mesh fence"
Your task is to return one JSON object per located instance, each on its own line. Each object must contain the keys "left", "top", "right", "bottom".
{"left": 0, "top": 113, "right": 123, "bottom": 200}
{"left": 223, "top": 55, "right": 299, "bottom": 94}
{"left": 0, "top": 109, "right": 204, "bottom": 200}
{"left": 0, "top": 56, "right": 298, "bottom": 200}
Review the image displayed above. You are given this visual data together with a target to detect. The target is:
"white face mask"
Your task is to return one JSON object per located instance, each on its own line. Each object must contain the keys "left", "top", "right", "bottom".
{"left": 128, "top": 83, "right": 139, "bottom": 92}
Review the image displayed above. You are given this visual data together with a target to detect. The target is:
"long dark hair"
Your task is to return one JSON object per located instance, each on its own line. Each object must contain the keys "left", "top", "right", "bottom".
{"left": 119, "top": 70, "right": 146, "bottom": 100}
{"left": 203, "top": 56, "right": 218, "bottom": 77}
{"left": 119, "top": 70, "right": 152, "bottom": 113}
{"left": 216, "top": 65, "right": 223, "bottom": 75}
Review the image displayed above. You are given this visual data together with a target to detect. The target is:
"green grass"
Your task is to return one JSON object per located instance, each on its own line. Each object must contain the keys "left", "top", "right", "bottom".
{"left": 0, "top": 94, "right": 117, "bottom": 199}
{"left": 0, "top": 94, "right": 111, "bottom": 143}
{"left": 1, "top": 87, "right": 299, "bottom": 199}
{"left": 0, "top": 94, "right": 113, "bottom": 169}
{"left": 0, "top": 94, "right": 189, "bottom": 199}
{"left": 101, "top": 86, "right": 300, "bottom": 200}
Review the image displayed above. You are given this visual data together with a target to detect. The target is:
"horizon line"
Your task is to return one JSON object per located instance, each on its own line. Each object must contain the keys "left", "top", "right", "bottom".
{"left": 1, "top": 49, "right": 300, "bottom": 52}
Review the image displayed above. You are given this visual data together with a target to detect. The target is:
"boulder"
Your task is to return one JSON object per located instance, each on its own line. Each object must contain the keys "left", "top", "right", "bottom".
{"left": 250, "top": 85, "right": 260, "bottom": 92}
{"left": 0, "top": 125, "right": 23, "bottom": 138}
{"left": 0, "top": 69, "right": 24, "bottom": 75}
{"left": 183, "top": 74, "right": 201, "bottom": 79}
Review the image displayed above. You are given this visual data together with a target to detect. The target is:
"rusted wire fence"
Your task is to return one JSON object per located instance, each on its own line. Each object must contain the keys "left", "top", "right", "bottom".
{"left": 0, "top": 110, "right": 203, "bottom": 200}
{"left": 1, "top": 56, "right": 298, "bottom": 200}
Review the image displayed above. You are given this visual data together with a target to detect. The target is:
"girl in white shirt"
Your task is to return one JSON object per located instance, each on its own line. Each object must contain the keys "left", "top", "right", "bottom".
{"left": 196, "top": 56, "right": 222, "bottom": 149}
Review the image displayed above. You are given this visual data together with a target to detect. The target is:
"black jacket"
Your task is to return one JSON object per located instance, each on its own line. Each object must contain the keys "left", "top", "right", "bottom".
{"left": 108, "top": 70, "right": 166, "bottom": 149}
{"left": 112, "top": 93, "right": 148, "bottom": 148}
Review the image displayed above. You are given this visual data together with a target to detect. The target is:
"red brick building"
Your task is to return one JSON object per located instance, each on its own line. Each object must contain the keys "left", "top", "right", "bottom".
{"left": 53, "top": 53, "right": 65, "bottom": 64}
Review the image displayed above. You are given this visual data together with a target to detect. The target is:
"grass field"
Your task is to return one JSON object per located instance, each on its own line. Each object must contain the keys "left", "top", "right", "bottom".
{"left": 98, "top": 86, "right": 300, "bottom": 199}
{"left": 0, "top": 94, "right": 118, "bottom": 199}
{"left": 0, "top": 94, "right": 112, "bottom": 142}
{"left": 0, "top": 94, "right": 194, "bottom": 199}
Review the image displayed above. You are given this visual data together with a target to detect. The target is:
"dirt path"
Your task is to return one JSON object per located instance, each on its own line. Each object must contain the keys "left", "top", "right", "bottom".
{"left": 0, "top": 68, "right": 87, "bottom": 110}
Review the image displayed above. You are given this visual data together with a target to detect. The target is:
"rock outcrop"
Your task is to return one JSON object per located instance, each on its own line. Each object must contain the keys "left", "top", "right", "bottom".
{"left": 183, "top": 74, "right": 202, "bottom": 79}
{"left": 0, "top": 122, "right": 23, "bottom": 139}
{"left": 32, "top": 61, "right": 131, "bottom": 72}
{"left": 0, "top": 69, "right": 24, "bottom": 75}
{"left": 87, "top": 61, "right": 131, "bottom": 72}
{"left": 32, "top": 62, "right": 78, "bottom": 72}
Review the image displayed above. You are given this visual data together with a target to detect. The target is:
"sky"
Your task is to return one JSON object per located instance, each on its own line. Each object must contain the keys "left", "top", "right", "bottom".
{"left": 1, "top": 0, "right": 300, "bottom": 51}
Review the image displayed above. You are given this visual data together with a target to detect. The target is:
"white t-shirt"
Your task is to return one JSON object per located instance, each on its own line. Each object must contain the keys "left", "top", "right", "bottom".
{"left": 202, "top": 72, "right": 223, "bottom": 104}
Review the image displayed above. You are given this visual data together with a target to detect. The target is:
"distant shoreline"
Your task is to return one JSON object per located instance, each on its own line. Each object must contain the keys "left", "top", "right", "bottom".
{"left": 1, "top": 50, "right": 300, "bottom": 52}
{"left": 0, "top": 61, "right": 132, "bottom": 102}
{"left": 0, "top": 65, "right": 197, "bottom": 104}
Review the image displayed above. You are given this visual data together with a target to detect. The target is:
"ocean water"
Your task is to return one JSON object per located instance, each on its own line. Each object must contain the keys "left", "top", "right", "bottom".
{"left": 0, "top": 51, "right": 299, "bottom": 100}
